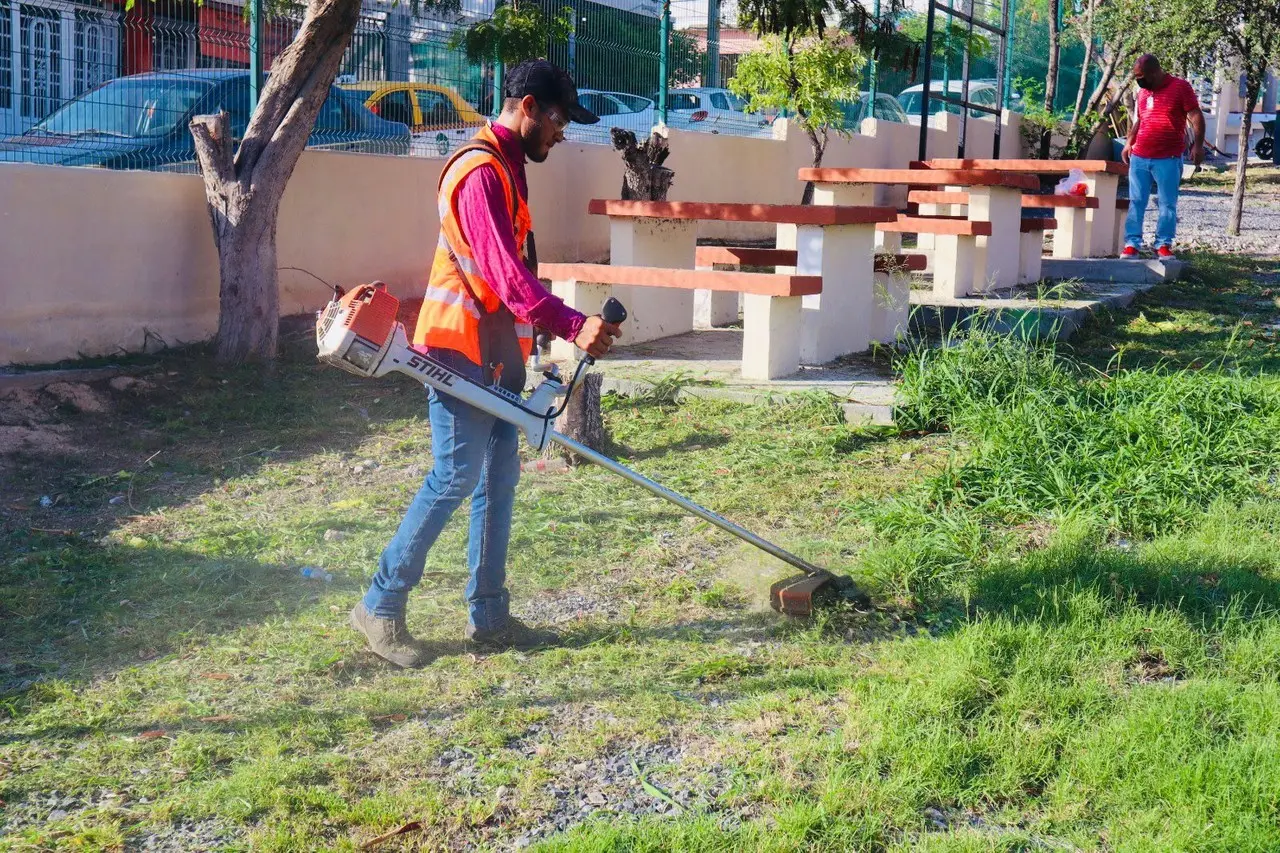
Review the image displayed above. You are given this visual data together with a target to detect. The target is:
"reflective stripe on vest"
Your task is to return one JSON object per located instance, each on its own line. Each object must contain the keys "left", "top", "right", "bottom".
{"left": 413, "top": 125, "right": 534, "bottom": 366}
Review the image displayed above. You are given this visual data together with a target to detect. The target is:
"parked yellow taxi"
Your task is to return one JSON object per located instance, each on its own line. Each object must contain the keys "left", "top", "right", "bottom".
{"left": 337, "top": 80, "right": 486, "bottom": 157}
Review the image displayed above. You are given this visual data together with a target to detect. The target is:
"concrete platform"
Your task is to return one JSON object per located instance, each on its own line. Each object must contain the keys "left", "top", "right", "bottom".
{"left": 909, "top": 277, "right": 1160, "bottom": 340}
{"left": 1040, "top": 257, "right": 1186, "bottom": 284}
{"left": 585, "top": 327, "right": 899, "bottom": 425}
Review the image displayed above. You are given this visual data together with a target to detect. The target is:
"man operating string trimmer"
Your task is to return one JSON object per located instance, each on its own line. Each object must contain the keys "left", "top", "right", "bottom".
{"left": 349, "top": 60, "right": 620, "bottom": 667}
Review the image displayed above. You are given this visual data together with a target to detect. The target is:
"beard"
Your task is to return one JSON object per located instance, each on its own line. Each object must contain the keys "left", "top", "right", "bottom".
{"left": 522, "top": 117, "right": 551, "bottom": 163}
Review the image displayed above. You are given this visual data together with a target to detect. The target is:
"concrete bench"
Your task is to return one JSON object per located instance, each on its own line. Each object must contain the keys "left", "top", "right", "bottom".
{"left": 1114, "top": 198, "right": 1130, "bottom": 255}
{"left": 908, "top": 189, "right": 1098, "bottom": 259}
{"left": 587, "top": 198, "right": 899, "bottom": 366}
{"left": 874, "top": 215, "right": 994, "bottom": 298}
{"left": 917, "top": 159, "right": 1128, "bottom": 257}
{"left": 1019, "top": 217, "right": 1057, "bottom": 285}
{"left": 693, "top": 247, "right": 927, "bottom": 345}
{"left": 539, "top": 262, "right": 822, "bottom": 380}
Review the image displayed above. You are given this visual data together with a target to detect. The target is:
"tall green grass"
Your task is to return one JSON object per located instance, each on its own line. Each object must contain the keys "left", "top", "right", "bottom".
{"left": 863, "top": 331, "right": 1280, "bottom": 606}
{"left": 893, "top": 332, "right": 1280, "bottom": 537}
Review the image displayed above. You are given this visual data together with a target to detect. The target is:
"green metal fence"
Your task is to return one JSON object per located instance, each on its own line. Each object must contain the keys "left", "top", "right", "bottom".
{"left": 0, "top": 0, "right": 1099, "bottom": 172}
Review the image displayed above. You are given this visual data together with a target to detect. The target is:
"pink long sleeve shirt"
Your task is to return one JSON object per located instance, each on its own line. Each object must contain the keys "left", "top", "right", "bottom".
{"left": 451, "top": 123, "right": 587, "bottom": 343}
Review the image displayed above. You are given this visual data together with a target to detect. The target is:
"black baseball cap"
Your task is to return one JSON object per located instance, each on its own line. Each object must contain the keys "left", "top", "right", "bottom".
{"left": 504, "top": 59, "right": 599, "bottom": 125}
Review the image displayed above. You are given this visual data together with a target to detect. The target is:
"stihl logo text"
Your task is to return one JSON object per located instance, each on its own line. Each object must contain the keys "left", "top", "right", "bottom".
{"left": 407, "top": 355, "right": 456, "bottom": 387}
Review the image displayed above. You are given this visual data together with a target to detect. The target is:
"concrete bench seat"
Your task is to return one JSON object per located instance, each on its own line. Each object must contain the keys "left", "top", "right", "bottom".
{"left": 1113, "top": 199, "right": 1131, "bottom": 254}
{"left": 587, "top": 197, "right": 901, "bottom": 367}
{"left": 915, "top": 158, "right": 1128, "bottom": 257}
{"left": 873, "top": 216, "right": 992, "bottom": 298}
{"left": 539, "top": 262, "right": 821, "bottom": 380}
{"left": 907, "top": 189, "right": 1092, "bottom": 260}
{"left": 691, "top": 248, "right": 928, "bottom": 345}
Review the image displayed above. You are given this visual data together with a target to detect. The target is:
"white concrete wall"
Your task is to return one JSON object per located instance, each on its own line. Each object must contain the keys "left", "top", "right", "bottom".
{"left": 0, "top": 112, "right": 1028, "bottom": 366}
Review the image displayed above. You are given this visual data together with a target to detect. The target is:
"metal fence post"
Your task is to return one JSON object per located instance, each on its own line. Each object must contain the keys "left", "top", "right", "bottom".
{"left": 705, "top": 0, "right": 720, "bottom": 87}
{"left": 658, "top": 0, "right": 670, "bottom": 124}
{"left": 867, "top": 0, "right": 880, "bottom": 104}
{"left": 1002, "top": 0, "right": 1016, "bottom": 108}
{"left": 492, "top": 61, "right": 504, "bottom": 119}
{"left": 249, "top": 0, "right": 264, "bottom": 113}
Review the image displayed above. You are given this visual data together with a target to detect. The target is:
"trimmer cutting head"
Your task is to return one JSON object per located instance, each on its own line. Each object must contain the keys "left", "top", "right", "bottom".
{"left": 770, "top": 570, "right": 871, "bottom": 617}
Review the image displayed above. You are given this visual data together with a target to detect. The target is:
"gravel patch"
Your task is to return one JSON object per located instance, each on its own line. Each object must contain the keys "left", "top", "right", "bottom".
{"left": 1124, "top": 165, "right": 1280, "bottom": 256}
{"left": 0, "top": 789, "right": 242, "bottom": 851}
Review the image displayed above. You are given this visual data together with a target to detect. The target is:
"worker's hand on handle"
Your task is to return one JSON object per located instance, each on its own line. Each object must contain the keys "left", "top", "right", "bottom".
{"left": 574, "top": 315, "right": 621, "bottom": 359}
{"left": 1191, "top": 140, "right": 1205, "bottom": 167}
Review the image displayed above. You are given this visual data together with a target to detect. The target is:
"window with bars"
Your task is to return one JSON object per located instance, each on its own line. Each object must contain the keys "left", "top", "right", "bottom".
{"left": 0, "top": 2, "right": 11, "bottom": 110}
{"left": 74, "top": 11, "right": 119, "bottom": 95}
{"left": 20, "top": 4, "right": 61, "bottom": 120}
{"left": 152, "top": 22, "right": 196, "bottom": 71}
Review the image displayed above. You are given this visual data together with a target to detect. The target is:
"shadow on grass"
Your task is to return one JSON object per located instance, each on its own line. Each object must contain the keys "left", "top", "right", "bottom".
{"left": 970, "top": 546, "right": 1280, "bottom": 627}
{"left": 0, "top": 536, "right": 354, "bottom": 695}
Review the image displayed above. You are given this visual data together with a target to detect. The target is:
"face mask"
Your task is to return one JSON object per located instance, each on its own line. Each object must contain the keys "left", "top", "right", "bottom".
{"left": 1135, "top": 77, "right": 1152, "bottom": 89}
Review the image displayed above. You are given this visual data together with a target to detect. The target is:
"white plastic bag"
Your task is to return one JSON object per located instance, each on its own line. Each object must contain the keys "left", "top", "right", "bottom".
{"left": 1054, "top": 167, "right": 1088, "bottom": 196}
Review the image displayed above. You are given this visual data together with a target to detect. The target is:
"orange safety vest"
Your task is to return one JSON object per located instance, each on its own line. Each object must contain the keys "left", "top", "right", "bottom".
{"left": 414, "top": 124, "right": 535, "bottom": 368}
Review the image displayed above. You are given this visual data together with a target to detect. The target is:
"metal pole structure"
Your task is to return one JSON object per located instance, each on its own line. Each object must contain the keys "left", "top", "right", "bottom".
{"left": 568, "top": 0, "right": 577, "bottom": 77}
{"left": 552, "top": 433, "right": 830, "bottom": 578}
{"left": 867, "top": 0, "right": 880, "bottom": 105}
{"left": 957, "top": 0, "right": 973, "bottom": 156}
{"left": 993, "top": 0, "right": 1010, "bottom": 155}
{"left": 1002, "top": 0, "right": 1016, "bottom": 108}
{"left": 492, "top": 61, "right": 504, "bottom": 120}
{"left": 249, "top": 0, "right": 264, "bottom": 113}
{"left": 941, "top": 4, "right": 952, "bottom": 96}
{"left": 658, "top": 0, "right": 671, "bottom": 123}
{"left": 705, "top": 0, "right": 720, "bottom": 87}
{"left": 917, "top": 0, "right": 938, "bottom": 161}
{"left": 658, "top": 0, "right": 671, "bottom": 124}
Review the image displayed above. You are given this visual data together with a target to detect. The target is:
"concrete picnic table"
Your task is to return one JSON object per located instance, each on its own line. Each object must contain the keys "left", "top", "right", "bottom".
{"left": 583, "top": 199, "right": 899, "bottom": 367}
{"left": 799, "top": 167, "right": 1040, "bottom": 295}
{"left": 919, "top": 159, "right": 1129, "bottom": 258}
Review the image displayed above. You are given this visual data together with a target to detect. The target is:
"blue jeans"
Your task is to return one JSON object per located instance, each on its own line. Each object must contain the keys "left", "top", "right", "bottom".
{"left": 362, "top": 350, "right": 520, "bottom": 630}
{"left": 1125, "top": 154, "right": 1183, "bottom": 250}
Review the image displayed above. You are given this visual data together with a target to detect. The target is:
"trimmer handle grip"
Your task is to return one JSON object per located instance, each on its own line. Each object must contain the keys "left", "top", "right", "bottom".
{"left": 602, "top": 297, "right": 628, "bottom": 325}
{"left": 585, "top": 298, "right": 627, "bottom": 366}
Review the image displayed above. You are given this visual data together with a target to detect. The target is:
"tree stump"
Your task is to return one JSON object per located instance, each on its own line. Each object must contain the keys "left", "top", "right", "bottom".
{"left": 551, "top": 372, "right": 605, "bottom": 465}
{"left": 547, "top": 128, "right": 677, "bottom": 465}
{"left": 611, "top": 127, "right": 674, "bottom": 201}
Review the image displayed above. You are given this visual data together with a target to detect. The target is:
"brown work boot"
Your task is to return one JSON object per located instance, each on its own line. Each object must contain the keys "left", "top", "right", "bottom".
{"left": 465, "top": 617, "right": 561, "bottom": 652}
{"left": 350, "top": 603, "right": 430, "bottom": 668}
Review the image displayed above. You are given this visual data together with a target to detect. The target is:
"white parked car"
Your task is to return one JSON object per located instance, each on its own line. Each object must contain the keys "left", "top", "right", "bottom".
{"left": 837, "top": 91, "right": 911, "bottom": 130}
{"left": 663, "top": 87, "right": 774, "bottom": 138}
{"left": 897, "top": 79, "right": 1016, "bottom": 126}
{"left": 564, "top": 90, "right": 656, "bottom": 145}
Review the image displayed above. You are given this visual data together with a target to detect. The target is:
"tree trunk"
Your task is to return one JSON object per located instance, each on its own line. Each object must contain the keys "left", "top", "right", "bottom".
{"left": 612, "top": 127, "right": 673, "bottom": 201}
{"left": 1229, "top": 88, "right": 1258, "bottom": 237}
{"left": 214, "top": 196, "right": 282, "bottom": 362}
{"left": 190, "top": 0, "right": 362, "bottom": 364}
{"left": 553, "top": 372, "right": 605, "bottom": 463}
{"left": 1069, "top": 0, "right": 1096, "bottom": 128}
{"left": 1039, "top": 0, "right": 1061, "bottom": 158}
{"left": 800, "top": 126, "right": 825, "bottom": 205}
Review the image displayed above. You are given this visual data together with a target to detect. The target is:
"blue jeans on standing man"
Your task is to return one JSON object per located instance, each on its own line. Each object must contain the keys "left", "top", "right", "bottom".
{"left": 362, "top": 349, "right": 520, "bottom": 632}
{"left": 1124, "top": 154, "right": 1183, "bottom": 251}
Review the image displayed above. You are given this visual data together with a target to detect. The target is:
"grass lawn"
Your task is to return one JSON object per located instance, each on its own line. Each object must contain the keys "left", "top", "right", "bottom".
{"left": 3, "top": 249, "right": 1280, "bottom": 851}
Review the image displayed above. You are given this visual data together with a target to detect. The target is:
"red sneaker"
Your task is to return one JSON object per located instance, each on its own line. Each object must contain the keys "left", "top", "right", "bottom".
{"left": 1121, "top": 246, "right": 1140, "bottom": 259}
{"left": 1156, "top": 245, "right": 1176, "bottom": 260}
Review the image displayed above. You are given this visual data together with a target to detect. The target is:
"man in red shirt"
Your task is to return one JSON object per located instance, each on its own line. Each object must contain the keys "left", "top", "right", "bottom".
{"left": 1120, "top": 54, "right": 1205, "bottom": 260}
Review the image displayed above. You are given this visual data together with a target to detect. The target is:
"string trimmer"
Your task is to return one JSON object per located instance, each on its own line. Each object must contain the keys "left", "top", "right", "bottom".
{"left": 314, "top": 282, "right": 868, "bottom": 616}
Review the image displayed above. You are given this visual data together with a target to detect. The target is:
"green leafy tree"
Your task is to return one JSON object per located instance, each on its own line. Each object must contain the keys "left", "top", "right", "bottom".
{"left": 451, "top": 2, "right": 574, "bottom": 67}
{"left": 729, "top": 34, "right": 864, "bottom": 201}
